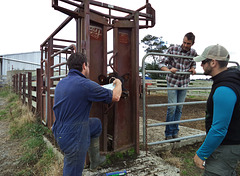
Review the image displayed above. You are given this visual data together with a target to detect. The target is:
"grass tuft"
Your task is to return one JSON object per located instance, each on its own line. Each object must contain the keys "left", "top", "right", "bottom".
{"left": 0, "top": 87, "right": 57, "bottom": 175}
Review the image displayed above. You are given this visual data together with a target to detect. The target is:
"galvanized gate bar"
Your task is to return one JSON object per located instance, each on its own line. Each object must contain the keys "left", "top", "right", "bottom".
{"left": 147, "top": 101, "right": 207, "bottom": 108}
{"left": 148, "top": 133, "right": 206, "bottom": 146}
{"left": 148, "top": 117, "right": 206, "bottom": 127}
{"left": 148, "top": 87, "right": 211, "bottom": 90}
{"left": 146, "top": 70, "right": 204, "bottom": 75}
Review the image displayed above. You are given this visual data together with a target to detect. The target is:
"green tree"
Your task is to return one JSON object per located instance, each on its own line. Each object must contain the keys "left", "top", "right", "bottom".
{"left": 141, "top": 34, "right": 168, "bottom": 79}
{"left": 141, "top": 34, "right": 168, "bottom": 53}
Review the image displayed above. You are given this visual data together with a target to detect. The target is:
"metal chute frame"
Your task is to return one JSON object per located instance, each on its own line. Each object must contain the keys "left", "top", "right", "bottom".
{"left": 40, "top": 0, "right": 155, "bottom": 153}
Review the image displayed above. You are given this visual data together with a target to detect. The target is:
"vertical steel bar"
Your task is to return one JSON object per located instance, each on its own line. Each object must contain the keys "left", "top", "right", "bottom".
{"left": 102, "top": 25, "right": 108, "bottom": 152}
{"left": 65, "top": 52, "right": 68, "bottom": 74}
{"left": 84, "top": 0, "right": 90, "bottom": 69}
{"left": 59, "top": 53, "right": 61, "bottom": 76}
{"left": 47, "top": 37, "right": 54, "bottom": 128}
{"left": 113, "top": 27, "right": 118, "bottom": 151}
{"left": 76, "top": 10, "right": 82, "bottom": 52}
{"left": 40, "top": 48, "right": 44, "bottom": 120}
{"left": 133, "top": 12, "right": 140, "bottom": 154}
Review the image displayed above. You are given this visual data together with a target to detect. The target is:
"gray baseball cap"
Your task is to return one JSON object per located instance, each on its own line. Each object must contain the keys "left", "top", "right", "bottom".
{"left": 194, "top": 44, "right": 230, "bottom": 62}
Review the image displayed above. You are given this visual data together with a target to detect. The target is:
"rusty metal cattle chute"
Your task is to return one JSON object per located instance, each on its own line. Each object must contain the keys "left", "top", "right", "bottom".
{"left": 40, "top": 0, "right": 155, "bottom": 154}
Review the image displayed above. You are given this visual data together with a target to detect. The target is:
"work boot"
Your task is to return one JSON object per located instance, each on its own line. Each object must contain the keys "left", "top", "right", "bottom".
{"left": 88, "top": 137, "right": 106, "bottom": 170}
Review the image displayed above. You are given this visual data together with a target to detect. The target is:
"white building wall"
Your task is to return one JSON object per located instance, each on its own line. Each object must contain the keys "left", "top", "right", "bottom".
{"left": 1, "top": 51, "right": 41, "bottom": 75}
{"left": 1, "top": 51, "right": 66, "bottom": 76}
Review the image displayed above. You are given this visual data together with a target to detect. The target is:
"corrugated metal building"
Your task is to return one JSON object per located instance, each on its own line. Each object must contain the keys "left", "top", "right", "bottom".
{"left": 0, "top": 51, "right": 66, "bottom": 85}
{"left": 0, "top": 51, "right": 41, "bottom": 76}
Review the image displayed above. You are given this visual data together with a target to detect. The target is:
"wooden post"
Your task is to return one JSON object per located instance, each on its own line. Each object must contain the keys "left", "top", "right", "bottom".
{"left": 36, "top": 68, "right": 42, "bottom": 117}
{"left": 15, "top": 74, "right": 18, "bottom": 93}
{"left": 19, "top": 73, "right": 22, "bottom": 100}
{"left": 28, "top": 72, "right": 32, "bottom": 111}
{"left": 23, "top": 74, "right": 26, "bottom": 104}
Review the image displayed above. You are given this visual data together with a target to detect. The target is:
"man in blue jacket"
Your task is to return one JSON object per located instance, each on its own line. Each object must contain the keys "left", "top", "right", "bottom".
{"left": 193, "top": 44, "right": 240, "bottom": 175}
{"left": 52, "top": 52, "right": 122, "bottom": 176}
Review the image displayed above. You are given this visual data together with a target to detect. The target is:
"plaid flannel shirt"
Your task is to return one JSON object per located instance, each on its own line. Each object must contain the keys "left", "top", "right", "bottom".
{"left": 159, "top": 45, "right": 197, "bottom": 87}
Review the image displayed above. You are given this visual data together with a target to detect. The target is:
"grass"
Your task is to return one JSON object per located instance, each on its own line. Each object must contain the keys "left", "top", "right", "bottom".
{"left": 0, "top": 86, "right": 57, "bottom": 176}
{"left": 162, "top": 142, "right": 240, "bottom": 176}
{"left": 171, "top": 143, "right": 204, "bottom": 176}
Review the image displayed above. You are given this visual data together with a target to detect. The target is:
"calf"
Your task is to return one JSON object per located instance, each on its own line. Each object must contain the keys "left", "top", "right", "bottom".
{"left": 98, "top": 72, "right": 130, "bottom": 98}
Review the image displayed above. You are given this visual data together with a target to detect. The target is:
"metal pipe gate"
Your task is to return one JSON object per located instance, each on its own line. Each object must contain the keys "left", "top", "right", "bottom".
{"left": 39, "top": 0, "right": 155, "bottom": 154}
{"left": 141, "top": 52, "right": 240, "bottom": 151}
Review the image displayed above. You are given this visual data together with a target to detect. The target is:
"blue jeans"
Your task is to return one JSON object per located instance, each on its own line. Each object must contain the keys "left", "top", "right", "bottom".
{"left": 165, "top": 83, "right": 187, "bottom": 137}
{"left": 54, "top": 118, "right": 102, "bottom": 176}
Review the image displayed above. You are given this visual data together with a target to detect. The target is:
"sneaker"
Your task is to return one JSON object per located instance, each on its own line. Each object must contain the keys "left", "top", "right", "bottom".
{"left": 173, "top": 134, "right": 178, "bottom": 138}
{"left": 165, "top": 136, "right": 173, "bottom": 140}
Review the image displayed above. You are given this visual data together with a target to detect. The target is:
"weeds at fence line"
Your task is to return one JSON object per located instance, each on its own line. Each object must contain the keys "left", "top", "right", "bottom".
{"left": 0, "top": 87, "right": 61, "bottom": 176}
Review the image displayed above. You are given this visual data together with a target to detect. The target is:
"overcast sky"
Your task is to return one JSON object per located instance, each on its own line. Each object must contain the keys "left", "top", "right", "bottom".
{"left": 1, "top": 0, "right": 240, "bottom": 69}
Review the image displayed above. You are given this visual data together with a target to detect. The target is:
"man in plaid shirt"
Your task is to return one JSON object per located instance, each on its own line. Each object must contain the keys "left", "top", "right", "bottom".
{"left": 159, "top": 32, "right": 197, "bottom": 140}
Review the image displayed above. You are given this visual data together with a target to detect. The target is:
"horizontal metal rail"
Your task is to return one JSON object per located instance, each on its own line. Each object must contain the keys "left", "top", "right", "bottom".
{"left": 50, "top": 75, "right": 67, "bottom": 80}
{"left": 148, "top": 117, "right": 205, "bottom": 127}
{"left": 51, "top": 62, "right": 67, "bottom": 69}
{"left": 146, "top": 69, "right": 204, "bottom": 75}
{"left": 51, "top": 44, "right": 76, "bottom": 58}
{"left": 148, "top": 133, "right": 206, "bottom": 146}
{"left": 147, "top": 87, "right": 211, "bottom": 91}
{"left": 147, "top": 101, "right": 206, "bottom": 108}
{"left": 59, "top": 0, "right": 153, "bottom": 18}
{"left": 1, "top": 57, "right": 41, "bottom": 66}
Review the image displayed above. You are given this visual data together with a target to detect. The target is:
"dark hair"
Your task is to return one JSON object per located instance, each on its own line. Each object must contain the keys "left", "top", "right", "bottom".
{"left": 217, "top": 60, "right": 228, "bottom": 68}
{"left": 184, "top": 32, "right": 195, "bottom": 44}
{"left": 67, "top": 52, "right": 88, "bottom": 72}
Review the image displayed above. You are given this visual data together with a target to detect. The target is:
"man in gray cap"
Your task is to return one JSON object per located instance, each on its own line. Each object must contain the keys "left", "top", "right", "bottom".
{"left": 193, "top": 44, "right": 240, "bottom": 175}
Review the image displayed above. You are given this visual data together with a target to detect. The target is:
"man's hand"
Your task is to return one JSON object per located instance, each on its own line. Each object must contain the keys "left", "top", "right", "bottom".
{"left": 189, "top": 67, "right": 196, "bottom": 75}
{"left": 169, "top": 67, "right": 178, "bottom": 73}
{"left": 112, "top": 79, "right": 122, "bottom": 102}
{"left": 113, "top": 78, "right": 122, "bottom": 86}
{"left": 194, "top": 154, "right": 205, "bottom": 170}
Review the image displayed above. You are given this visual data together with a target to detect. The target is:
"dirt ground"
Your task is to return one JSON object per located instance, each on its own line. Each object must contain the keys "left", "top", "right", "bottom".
{"left": 0, "top": 98, "right": 23, "bottom": 176}
{"left": 139, "top": 93, "right": 206, "bottom": 131}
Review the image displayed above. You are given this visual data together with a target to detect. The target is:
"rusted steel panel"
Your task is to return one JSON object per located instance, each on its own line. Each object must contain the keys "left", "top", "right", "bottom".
{"left": 88, "top": 22, "right": 108, "bottom": 151}
{"left": 112, "top": 25, "right": 139, "bottom": 151}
